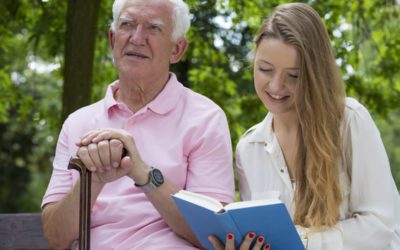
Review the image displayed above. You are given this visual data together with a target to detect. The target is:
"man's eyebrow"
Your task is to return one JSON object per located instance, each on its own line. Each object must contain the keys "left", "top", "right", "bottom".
{"left": 149, "top": 18, "right": 165, "bottom": 27}
{"left": 119, "top": 16, "right": 134, "bottom": 22}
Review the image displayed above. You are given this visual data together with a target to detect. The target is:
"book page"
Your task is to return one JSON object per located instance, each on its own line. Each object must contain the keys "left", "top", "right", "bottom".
{"left": 173, "top": 190, "right": 223, "bottom": 212}
{"left": 223, "top": 198, "right": 281, "bottom": 211}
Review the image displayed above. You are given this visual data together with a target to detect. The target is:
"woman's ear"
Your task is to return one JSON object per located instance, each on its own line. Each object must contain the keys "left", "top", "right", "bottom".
{"left": 170, "top": 38, "right": 188, "bottom": 64}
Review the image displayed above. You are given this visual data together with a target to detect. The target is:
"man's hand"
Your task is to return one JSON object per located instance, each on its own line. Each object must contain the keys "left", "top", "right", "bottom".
{"left": 75, "top": 129, "right": 150, "bottom": 185}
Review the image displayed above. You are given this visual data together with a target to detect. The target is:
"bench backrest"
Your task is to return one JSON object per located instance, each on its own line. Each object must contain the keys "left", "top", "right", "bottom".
{"left": 0, "top": 213, "right": 50, "bottom": 249}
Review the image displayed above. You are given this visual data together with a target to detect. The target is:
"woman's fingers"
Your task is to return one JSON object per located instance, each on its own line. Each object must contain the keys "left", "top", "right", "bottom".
{"left": 252, "top": 235, "right": 264, "bottom": 250}
{"left": 239, "top": 232, "right": 255, "bottom": 250}
{"left": 225, "top": 233, "right": 235, "bottom": 250}
{"left": 208, "top": 233, "right": 269, "bottom": 250}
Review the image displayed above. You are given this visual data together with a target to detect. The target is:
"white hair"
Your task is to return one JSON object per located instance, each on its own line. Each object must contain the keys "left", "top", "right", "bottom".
{"left": 110, "top": 0, "right": 191, "bottom": 41}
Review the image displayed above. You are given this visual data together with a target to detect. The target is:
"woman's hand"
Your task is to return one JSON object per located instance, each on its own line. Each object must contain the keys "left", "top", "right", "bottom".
{"left": 208, "top": 232, "right": 270, "bottom": 250}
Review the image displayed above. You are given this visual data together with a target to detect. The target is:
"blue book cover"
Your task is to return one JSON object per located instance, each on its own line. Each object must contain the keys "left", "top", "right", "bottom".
{"left": 172, "top": 190, "right": 304, "bottom": 250}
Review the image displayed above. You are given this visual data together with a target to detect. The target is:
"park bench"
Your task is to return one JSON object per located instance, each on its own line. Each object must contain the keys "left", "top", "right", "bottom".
{"left": 0, "top": 212, "right": 50, "bottom": 249}
{"left": 0, "top": 157, "right": 104, "bottom": 250}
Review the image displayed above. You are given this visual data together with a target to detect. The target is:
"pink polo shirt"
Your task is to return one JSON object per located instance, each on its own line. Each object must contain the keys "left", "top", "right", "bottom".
{"left": 42, "top": 73, "right": 234, "bottom": 249}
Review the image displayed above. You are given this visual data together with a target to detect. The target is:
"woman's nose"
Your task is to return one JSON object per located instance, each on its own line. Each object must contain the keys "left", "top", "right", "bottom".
{"left": 268, "top": 73, "right": 284, "bottom": 91}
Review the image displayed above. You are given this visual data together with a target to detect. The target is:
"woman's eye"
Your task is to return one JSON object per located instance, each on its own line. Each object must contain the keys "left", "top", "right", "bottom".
{"left": 259, "top": 68, "right": 272, "bottom": 72}
{"left": 288, "top": 74, "right": 298, "bottom": 79}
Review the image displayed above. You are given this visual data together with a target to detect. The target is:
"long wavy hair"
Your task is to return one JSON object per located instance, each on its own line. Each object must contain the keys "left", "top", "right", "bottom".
{"left": 254, "top": 3, "right": 346, "bottom": 229}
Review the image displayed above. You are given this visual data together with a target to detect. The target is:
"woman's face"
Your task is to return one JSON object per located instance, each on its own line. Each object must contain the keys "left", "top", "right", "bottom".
{"left": 253, "top": 38, "right": 300, "bottom": 116}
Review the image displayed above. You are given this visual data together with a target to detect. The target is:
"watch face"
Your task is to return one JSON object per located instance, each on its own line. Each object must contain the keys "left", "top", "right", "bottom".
{"left": 152, "top": 169, "right": 164, "bottom": 185}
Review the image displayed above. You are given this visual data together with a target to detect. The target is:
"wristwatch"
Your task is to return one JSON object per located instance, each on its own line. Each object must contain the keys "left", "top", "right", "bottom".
{"left": 135, "top": 167, "right": 164, "bottom": 193}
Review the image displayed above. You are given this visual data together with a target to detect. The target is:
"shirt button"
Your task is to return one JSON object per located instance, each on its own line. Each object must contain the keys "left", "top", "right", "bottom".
{"left": 280, "top": 168, "right": 285, "bottom": 173}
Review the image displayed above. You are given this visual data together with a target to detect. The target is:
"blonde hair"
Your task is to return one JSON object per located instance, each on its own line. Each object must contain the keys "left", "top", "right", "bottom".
{"left": 254, "top": 3, "right": 346, "bottom": 229}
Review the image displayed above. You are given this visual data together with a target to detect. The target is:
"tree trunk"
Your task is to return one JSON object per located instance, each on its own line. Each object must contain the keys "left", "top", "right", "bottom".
{"left": 61, "top": 0, "right": 102, "bottom": 123}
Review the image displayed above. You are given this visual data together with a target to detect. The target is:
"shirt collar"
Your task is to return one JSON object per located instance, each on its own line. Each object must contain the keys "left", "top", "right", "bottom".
{"left": 103, "top": 73, "right": 184, "bottom": 116}
{"left": 147, "top": 73, "right": 184, "bottom": 115}
{"left": 246, "top": 112, "right": 274, "bottom": 144}
{"left": 104, "top": 80, "right": 120, "bottom": 111}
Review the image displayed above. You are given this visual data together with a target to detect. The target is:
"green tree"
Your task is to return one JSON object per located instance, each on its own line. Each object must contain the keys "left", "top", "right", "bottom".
{"left": 62, "top": 0, "right": 102, "bottom": 122}
{"left": 0, "top": 0, "right": 399, "bottom": 212}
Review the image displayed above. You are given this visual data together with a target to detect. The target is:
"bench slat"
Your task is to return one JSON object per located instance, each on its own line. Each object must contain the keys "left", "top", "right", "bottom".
{"left": 0, "top": 213, "right": 49, "bottom": 249}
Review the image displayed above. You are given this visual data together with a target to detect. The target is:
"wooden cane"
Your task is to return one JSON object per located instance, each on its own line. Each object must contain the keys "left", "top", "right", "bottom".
{"left": 68, "top": 158, "right": 91, "bottom": 250}
{"left": 66, "top": 149, "right": 127, "bottom": 250}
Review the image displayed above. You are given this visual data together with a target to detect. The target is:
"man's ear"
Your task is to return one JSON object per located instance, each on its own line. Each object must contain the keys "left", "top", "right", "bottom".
{"left": 109, "top": 29, "right": 115, "bottom": 50}
{"left": 170, "top": 38, "right": 188, "bottom": 64}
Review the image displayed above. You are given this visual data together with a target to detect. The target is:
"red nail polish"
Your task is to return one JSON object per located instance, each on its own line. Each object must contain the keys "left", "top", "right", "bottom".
{"left": 249, "top": 232, "right": 255, "bottom": 239}
{"left": 227, "top": 233, "right": 234, "bottom": 240}
{"left": 258, "top": 236, "right": 264, "bottom": 242}
{"left": 264, "top": 243, "right": 270, "bottom": 250}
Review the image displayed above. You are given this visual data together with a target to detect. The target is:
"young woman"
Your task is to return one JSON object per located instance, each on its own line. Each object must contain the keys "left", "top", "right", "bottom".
{"left": 209, "top": 3, "right": 400, "bottom": 250}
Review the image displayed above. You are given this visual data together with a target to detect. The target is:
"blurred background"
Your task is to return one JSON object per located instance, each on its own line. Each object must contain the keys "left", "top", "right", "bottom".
{"left": 0, "top": 0, "right": 399, "bottom": 212}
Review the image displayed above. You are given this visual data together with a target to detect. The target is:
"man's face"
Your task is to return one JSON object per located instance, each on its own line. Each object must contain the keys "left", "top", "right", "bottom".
{"left": 109, "top": 0, "right": 179, "bottom": 80}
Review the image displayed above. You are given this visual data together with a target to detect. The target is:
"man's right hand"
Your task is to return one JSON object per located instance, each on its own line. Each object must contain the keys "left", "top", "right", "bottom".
{"left": 75, "top": 128, "right": 150, "bottom": 186}
{"left": 76, "top": 138, "right": 130, "bottom": 184}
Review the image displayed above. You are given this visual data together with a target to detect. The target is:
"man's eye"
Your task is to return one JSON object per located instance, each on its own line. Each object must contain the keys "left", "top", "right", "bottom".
{"left": 120, "top": 21, "right": 133, "bottom": 28}
{"left": 149, "top": 25, "right": 161, "bottom": 31}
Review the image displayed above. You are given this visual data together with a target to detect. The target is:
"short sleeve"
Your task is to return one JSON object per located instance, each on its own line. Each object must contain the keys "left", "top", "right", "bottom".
{"left": 185, "top": 108, "right": 235, "bottom": 204}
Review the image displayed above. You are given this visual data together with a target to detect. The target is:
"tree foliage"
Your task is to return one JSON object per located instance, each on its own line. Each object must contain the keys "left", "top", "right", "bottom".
{"left": 0, "top": 0, "right": 399, "bottom": 212}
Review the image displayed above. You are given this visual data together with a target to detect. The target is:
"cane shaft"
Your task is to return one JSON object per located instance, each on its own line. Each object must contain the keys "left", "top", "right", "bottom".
{"left": 68, "top": 158, "right": 91, "bottom": 250}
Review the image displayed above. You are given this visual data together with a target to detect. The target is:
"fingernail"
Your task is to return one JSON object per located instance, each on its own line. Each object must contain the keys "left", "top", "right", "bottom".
{"left": 258, "top": 236, "right": 264, "bottom": 243}
{"left": 113, "top": 162, "right": 119, "bottom": 168}
{"left": 227, "top": 233, "right": 234, "bottom": 240}
{"left": 264, "top": 243, "right": 270, "bottom": 250}
{"left": 249, "top": 232, "right": 255, "bottom": 239}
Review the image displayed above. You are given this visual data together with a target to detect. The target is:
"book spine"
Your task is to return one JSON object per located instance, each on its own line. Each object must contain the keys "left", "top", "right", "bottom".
{"left": 216, "top": 211, "right": 243, "bottom": 248}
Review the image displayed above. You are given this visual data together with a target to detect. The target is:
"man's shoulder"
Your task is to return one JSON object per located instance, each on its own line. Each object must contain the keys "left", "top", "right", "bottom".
{"left": 65, "top": 98, "right": 106, "bottom": 123}
{"left": 182, "top": 87, "right": 223, "bottom": 112}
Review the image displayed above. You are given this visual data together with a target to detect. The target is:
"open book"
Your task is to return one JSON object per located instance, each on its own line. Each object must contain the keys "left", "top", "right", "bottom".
{"left": 172, "top": 190, "right": 304, "bottom": 250}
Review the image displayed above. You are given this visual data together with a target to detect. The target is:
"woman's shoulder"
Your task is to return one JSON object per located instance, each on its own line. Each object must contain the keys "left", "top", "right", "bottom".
{"left": 239, "top": 114, "right": 271, "bottom": 142}
{"left": 345, "top": 97, "right": 364, "bottom": 111}
{"left": 342, "top": 97, "right": 379, "bottom": 138}
{"left": 344, "top": 97, "right": 373, "bottom": 122}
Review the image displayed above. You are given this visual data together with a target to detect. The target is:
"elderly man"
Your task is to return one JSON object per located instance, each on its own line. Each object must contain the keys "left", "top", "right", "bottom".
{"left": 41, "top": 0, "right": 234, "bottom": 249}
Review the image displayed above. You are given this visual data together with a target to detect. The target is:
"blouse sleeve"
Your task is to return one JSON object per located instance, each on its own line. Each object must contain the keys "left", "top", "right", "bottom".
{"left": 305, "top": 102, "right": 399, "bottom": 250}
{"left": 236, "top": 142, "right": 252, "bottom": 201}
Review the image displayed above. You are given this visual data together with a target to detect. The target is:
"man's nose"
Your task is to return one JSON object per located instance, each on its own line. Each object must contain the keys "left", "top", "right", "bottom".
{"left": 129, "top": 25, "right": 147, "bottom": 45}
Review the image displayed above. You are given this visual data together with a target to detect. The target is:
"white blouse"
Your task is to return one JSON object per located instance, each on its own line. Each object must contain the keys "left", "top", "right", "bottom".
{"left": 236, "top": 97, "right": 400, "bottom": 250}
